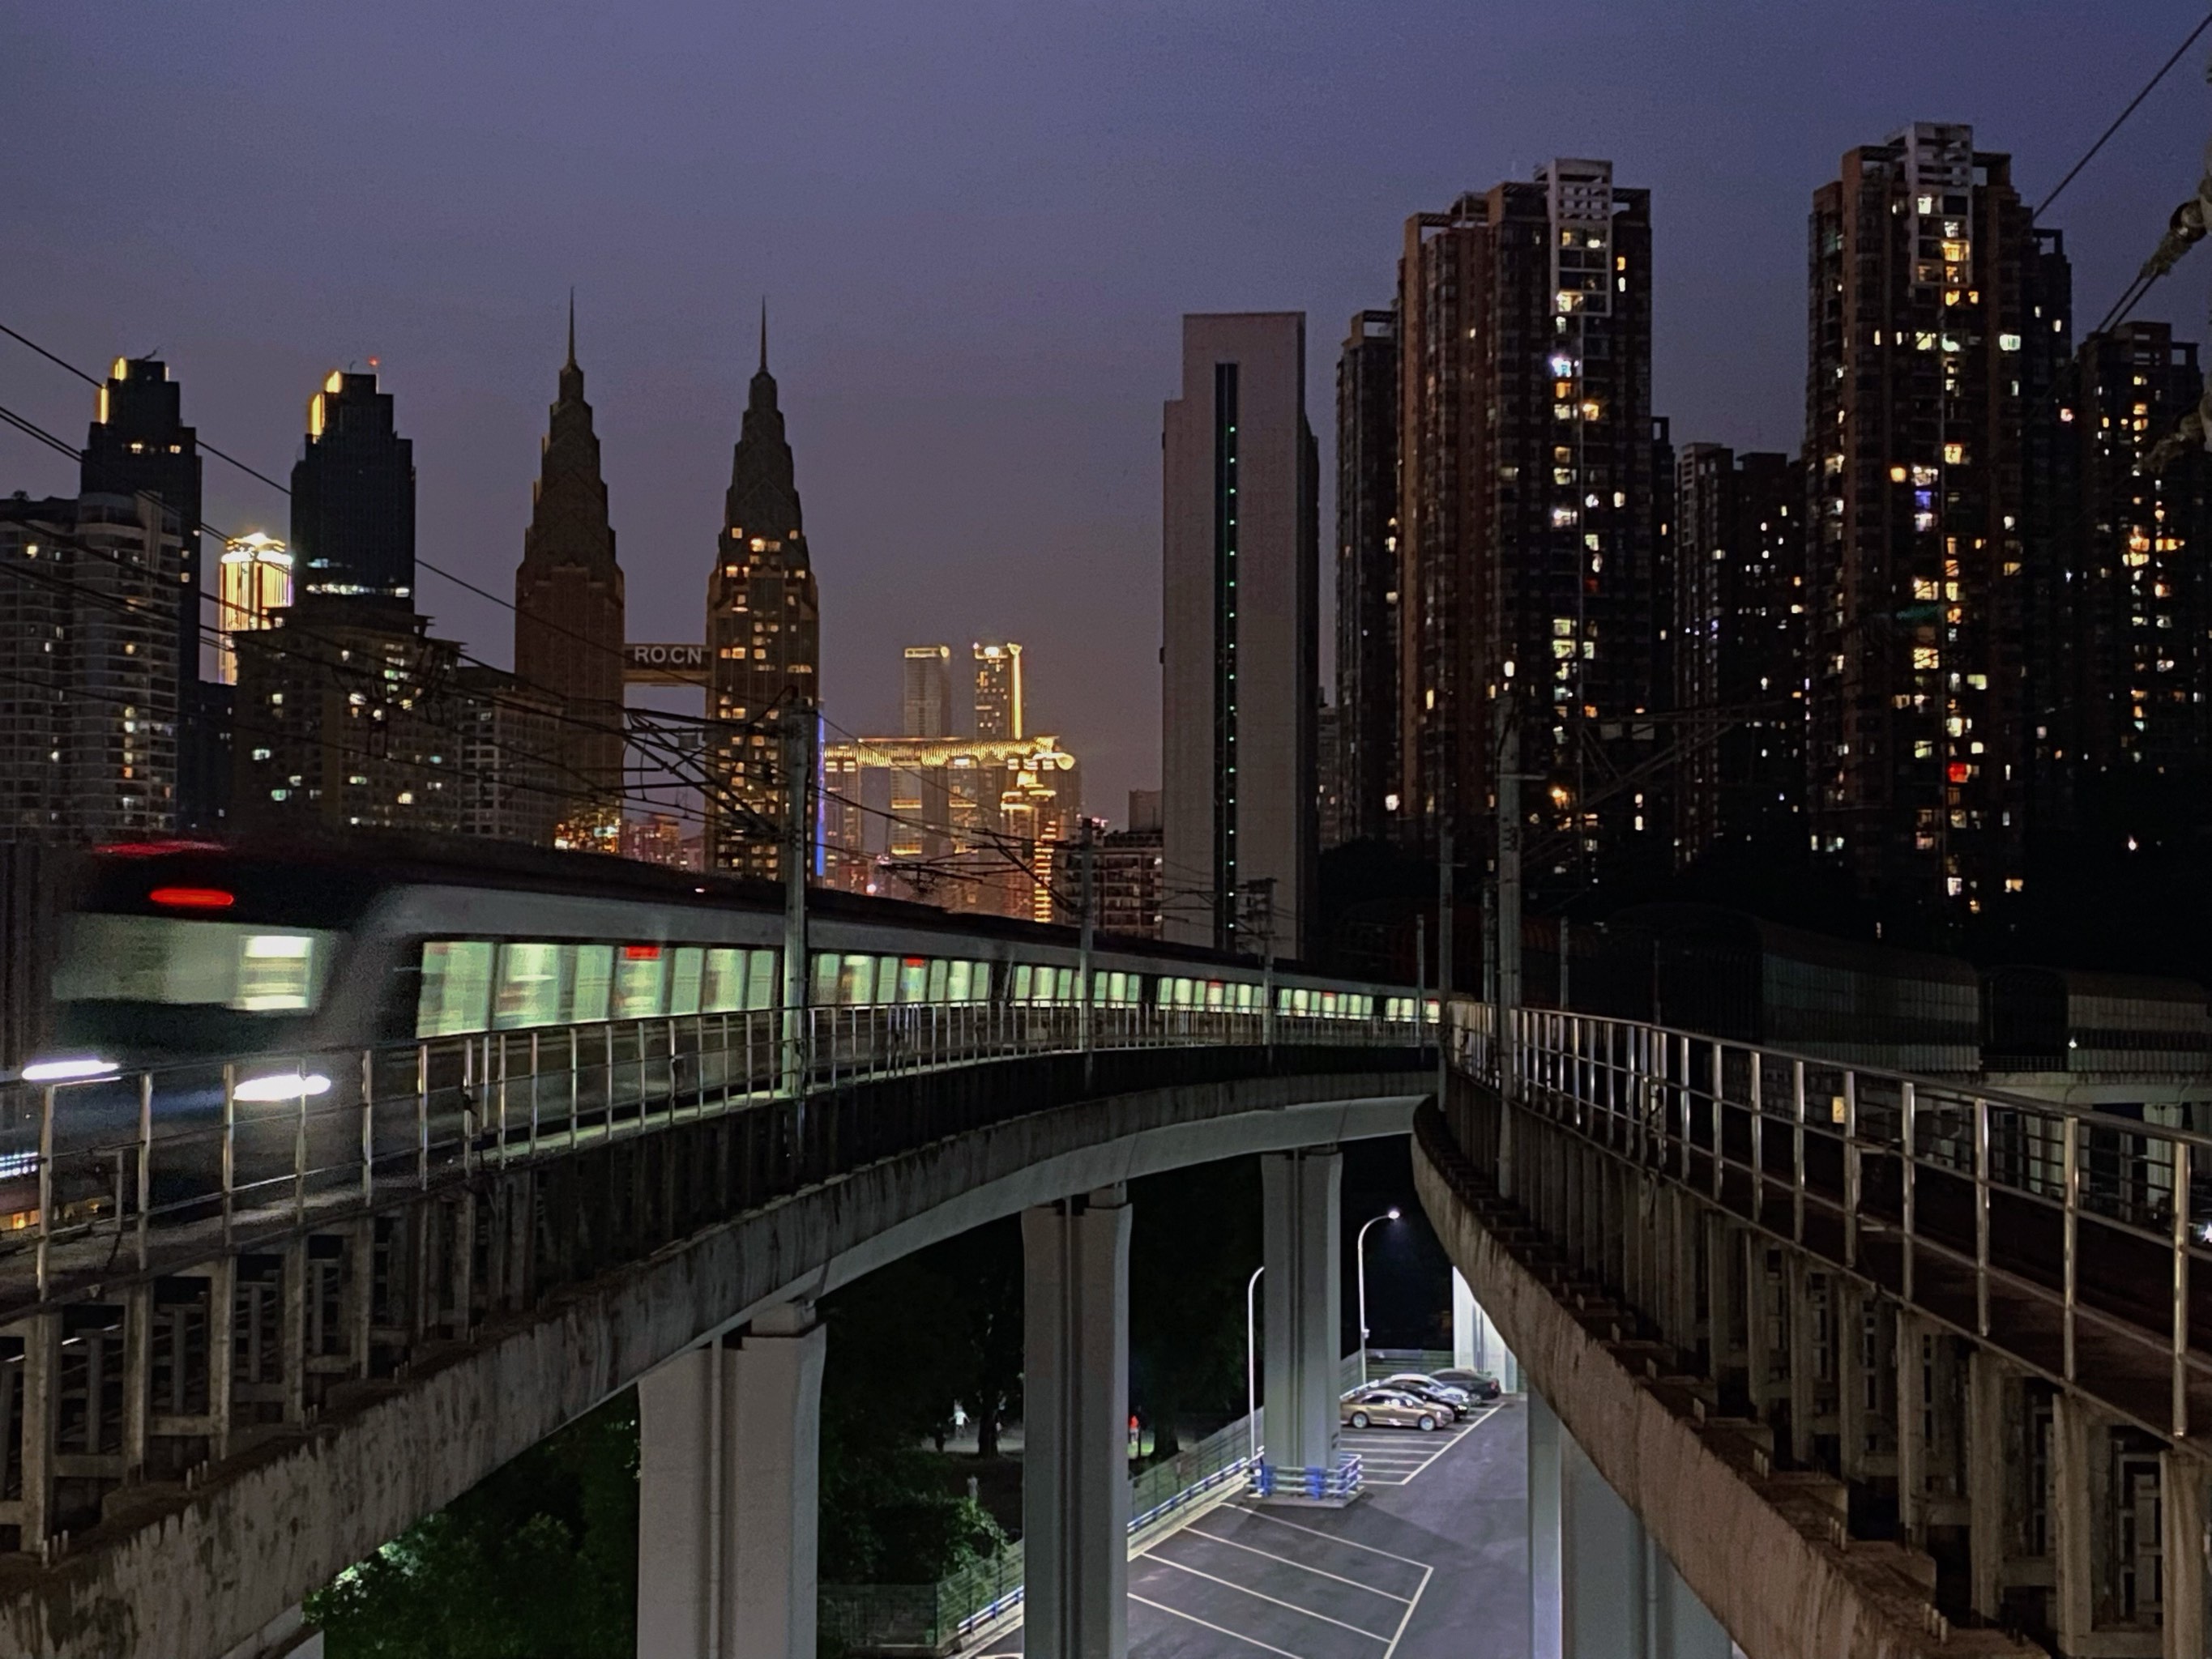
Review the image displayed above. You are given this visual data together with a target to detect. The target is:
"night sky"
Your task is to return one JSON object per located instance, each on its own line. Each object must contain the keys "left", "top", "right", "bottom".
{"left": 6, "top": 2, "right": 2208, "bottom": 819}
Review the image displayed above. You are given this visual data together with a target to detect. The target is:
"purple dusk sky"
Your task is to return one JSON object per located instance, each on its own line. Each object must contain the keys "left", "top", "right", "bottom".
{"left": 5, "top": 2, "right": 2208, "bottom": 821}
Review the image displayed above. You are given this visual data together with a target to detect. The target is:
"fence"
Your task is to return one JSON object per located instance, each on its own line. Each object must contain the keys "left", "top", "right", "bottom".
{"left": 820, "top": 1414, "right": 1258, "bottom": 1655}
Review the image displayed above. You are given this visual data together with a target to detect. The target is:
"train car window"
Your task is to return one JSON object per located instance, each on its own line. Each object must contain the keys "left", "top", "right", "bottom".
{"left": 493, "top": 943, "right": 568, "bottom": 1030}
{"left": 56, "top": 915, "right": 336, "bottom": 1013}
{"left": 746, "top": 949, "right": 778, "bottom": 1010}
{"left": 1175, "top": 979, "right": 1195, "bottom": 1008}
{"left": 1056, "top": 967, "right": 1075, "bottom": 1004}
{"left": 614, "top": 946, "right": 668, "bottom": 1020}
{"left": 839, "top": 955, "right": 877, "bottom": 1006}
{"left": 571, "top": 945, "right": 613, "bottom": 1022}
{"left": 418, "top": 940, "right": 494, "bottom": 1036}
{"left": 899, "top": 957, "right": 929, "bottom": 1004}
{"left": 947, "top": 959, "right": 973, "bottom": 1003}
{"left": 1013, "top": 964, "right": 1033, "bottom": 1000}
{"left": 670, "top": 948, "right": 704, "bottom": 1017}
{"left": 704, "top": 949, "right": 745, "bottom": 1013}
{"left": 1155, "top": 978, "right": 1172, "bottom": 1006}
{"left": 877, "top": 956, "right": 900, "bottom": 1004}
{"left": 811, "top": 953, "right": 839, "bottom": 1006}
{"left": 971, "top": 962, "right": 991, "bottom": 1003}
{"left": 927, "top": 958, "right": 948, "bottom": 1002}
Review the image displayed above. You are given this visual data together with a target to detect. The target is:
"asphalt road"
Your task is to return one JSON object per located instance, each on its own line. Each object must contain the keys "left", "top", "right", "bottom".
{"left": 986, "top": 1398, "right": 1527, "bottom": 1659}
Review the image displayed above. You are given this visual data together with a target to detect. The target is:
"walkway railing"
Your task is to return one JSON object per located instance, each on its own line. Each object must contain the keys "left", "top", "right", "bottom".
{"left": 0, "top": 1002, "right": 1425, "bottom": 1315}
{"left": 1458, "top": 1002, "right": 2212, "bottom": 1440}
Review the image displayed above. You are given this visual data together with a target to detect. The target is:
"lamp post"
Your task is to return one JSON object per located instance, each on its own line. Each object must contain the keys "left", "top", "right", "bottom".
{"left": 1356, "top": 1208, "right": 1401, "bottom": 1382}
{"left": 1245, "top": 1265, "right": 1263, "bottom": 1465}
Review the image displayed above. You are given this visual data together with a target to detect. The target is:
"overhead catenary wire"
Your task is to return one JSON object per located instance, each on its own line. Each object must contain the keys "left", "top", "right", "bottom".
{"left": 2034, "top": 10, "right": 2212, "bottom": 220}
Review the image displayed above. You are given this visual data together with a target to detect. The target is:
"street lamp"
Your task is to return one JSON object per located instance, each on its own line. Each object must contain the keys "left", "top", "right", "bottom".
{"left": 1356, "top": 1209, "right": 1402, "bottom": 1381}
{"left": 1245, "top": 1265, "right": 1263, "bottom": 1465}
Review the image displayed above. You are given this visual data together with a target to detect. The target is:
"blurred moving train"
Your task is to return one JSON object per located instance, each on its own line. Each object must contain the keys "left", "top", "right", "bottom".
{"left": 1523, "top": 903, "right": 2212, "bottom": 1127}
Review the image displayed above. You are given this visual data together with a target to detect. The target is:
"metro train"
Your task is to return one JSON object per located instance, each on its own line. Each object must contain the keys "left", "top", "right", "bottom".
{"left": 33, "top": 835, "right": 1424, "bottom": 1076}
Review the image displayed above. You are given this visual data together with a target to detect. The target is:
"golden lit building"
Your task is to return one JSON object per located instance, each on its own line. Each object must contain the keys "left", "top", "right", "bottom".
{"left": 216, "top": 531, "right": 292, "bottom": 685}
{"left": 972, "top": 642, "right": 1023, "bottom": 739}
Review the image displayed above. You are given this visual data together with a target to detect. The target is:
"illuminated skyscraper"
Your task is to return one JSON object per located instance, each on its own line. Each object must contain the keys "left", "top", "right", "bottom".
{"left": 707, "top": 315, "right": 820, "bottom": 877}
{"left": 1161, "top": 313, "right": 1318, "bottom": 957}
{"left": 216, "top": 532, "right": 292, "bottom": 685}
{"left": 293, "top": 370, "right": 415, "bottom": 599}
{"left": 515, "top": 303, "right": 626, "bottom": 852}
{"left": 972, "top": 642, "right": 1023, "bottom": 739}
{"left": 1396, "top": 160, "right": 1661, "bottom": 880}
{"left": 1806, "top": 123, "right": 2066, "bottom": 915}
{"left": 903, "top": 645, "right": 952, "bottom": 737}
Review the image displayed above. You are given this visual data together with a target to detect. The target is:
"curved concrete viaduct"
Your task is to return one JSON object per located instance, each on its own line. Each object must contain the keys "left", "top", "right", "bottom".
{"left": 0, "top": 1049, "right": 1426, "bottom": 1659}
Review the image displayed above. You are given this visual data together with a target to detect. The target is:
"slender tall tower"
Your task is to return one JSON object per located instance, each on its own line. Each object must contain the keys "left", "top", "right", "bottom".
{"left": 293, "top": 370, "right": 415, "bottom": 599}
{"left": 707, "top": 311, "right": 820, "bottom": 877}
{"left": 515, "top": 299, "right": 627, "bottom": 851}
{"left": 1334, "top": 309, "right": 1399, "bottom": 846}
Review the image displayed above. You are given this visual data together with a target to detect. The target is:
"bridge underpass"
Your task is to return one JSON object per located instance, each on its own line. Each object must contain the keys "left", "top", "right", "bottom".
{"left": 0, "top": 1008, "right": 1426, "bottom": 1659}
{"left": 1416, "top": 1009, "right": 2212, "bottom": 1659}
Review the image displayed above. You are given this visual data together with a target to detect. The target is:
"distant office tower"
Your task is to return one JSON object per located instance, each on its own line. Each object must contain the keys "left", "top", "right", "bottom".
{"left": 1316, "top": 700, "right": 1346, "bottom": 849}
{"left": 707, "top": 320, "right": 820, "bottom": 877}
{"left": 1092, "top": 825, "right": 1164, "bottom": 937}
{"left": 216, "top": 532, "right": 292, "bottom": 684}
{"left": 0, "top": 494, "right": 182, "bottom": 842}
{"left": 515, "top": 308, "right": 626, "bottom": 853}
{"left": 903, "top": 645, "right": 952, "bottom": 737}
{"left": 1126, "top": 787, "right": 1162, "bottom": 832}
{"left": 622, "top": 812, "right": 700, "bottom": 870}
{"left": 81, "top": 358, "right": 207, "bottom": 823}
{"left": 233, "top": 594, "right": 461, "bottom": 834}
{"left": 452, "top": 666, "right": 564, "bottom": 846}
{"left": 2061, "top": 322, "right": 2211, "bottom": 781}
{"left": 1334, "top": 309, "right": 1399, "bottom": 845}
{"left": 293, "top": 370, "right": 416, "bottom": 599}
{"left": 1397, "top": 160, "right": 1661, "bottom": 884}
{"left": 1672, "top": 446, "right": 1806, "bottom": 863}
{"left": 973, "top": 642, "right": 1023, "bottom": 739}
{"left": 1162, "top": 312, "right": 1318, "bottom": 957}
{"left": 1807, "top": 123, "right": 2067, "bottom": 915}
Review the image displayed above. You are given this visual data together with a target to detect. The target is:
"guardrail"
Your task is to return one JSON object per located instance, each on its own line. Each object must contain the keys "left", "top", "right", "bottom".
{"left": 0, "top": 1002, "right": 1428, "bottom": 1311}
{"left": 1465, "top": 1002, "right": 2212, "bottom": 1439}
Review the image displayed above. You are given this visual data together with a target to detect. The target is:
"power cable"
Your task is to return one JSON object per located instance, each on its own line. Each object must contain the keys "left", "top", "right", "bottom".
{"left": 2035, "top": 10, "right": 2212, "bottom": 220}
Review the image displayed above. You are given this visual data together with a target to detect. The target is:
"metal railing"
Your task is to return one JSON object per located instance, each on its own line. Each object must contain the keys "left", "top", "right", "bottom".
{"left": 1463, "top": 1001, "right": 2212, "bottom": 1439}
{"left": 0, "top": 1000, "right": 1428, "bottom": 1310}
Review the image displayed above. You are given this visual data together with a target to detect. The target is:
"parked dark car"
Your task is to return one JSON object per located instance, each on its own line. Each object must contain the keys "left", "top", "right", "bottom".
{"left": 1432, "top": 1367, "right": 1502, "bottom": 1401}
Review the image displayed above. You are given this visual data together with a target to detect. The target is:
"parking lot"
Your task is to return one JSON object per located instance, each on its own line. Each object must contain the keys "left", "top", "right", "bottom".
{"left": 985, "top": 1397, "right": 1526, "bottom": 1659}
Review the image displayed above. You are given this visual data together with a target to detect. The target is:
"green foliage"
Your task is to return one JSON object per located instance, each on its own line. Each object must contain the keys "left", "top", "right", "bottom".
{"left": 307, "top": 1391, "right": 638, "bottom": 1658}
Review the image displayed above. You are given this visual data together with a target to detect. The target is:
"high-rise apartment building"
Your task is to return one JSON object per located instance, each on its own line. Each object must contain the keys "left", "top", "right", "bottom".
{"left": 515, "top": 310, "right": 626, "bottom": 854}
{"left": 903, "top": 645, "right": 952, "bottom": 737}
{"left": 2063, "top": 322, "right": 2210, "bottom": 781}
{"left": 972, "top": 642, "right": 1023, "bottom": 740}
{"left": 216, "top": 532, "right": 292, "bottom": 684}
{"left": 452, "top": 665, "right": 564, "bottom": 847}
{"left": 1806, "top": 123, "right": 2066, "bottom": 915}
{"left": 81, "top": 358, "right": 207, "bottom": 825}
{"left": 707, "top": 323, "right": 820, "bottom": 877}
{"left": 1161, "top": 312, "right": 1318, "bottom": 957}
{"left": 0, "top": 493, "right": 182, "bottom": 842}
{"left": 293, "top": 370, "right": 416, "bottom": 599}
{"left": 1672, "top": 446, "right": 1806, "bottom": 863}
{"left": 1334, "top": 309, "right": 1399, "bottom": 845}
{"left": 1397, "top": 160, "right": 1661, "bottom": 884}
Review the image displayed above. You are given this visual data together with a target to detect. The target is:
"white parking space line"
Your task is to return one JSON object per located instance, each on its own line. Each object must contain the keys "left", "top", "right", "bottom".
{"left": 1380, "top": 1563, "right": 1436, "bottom": 1659}
{"left": 1176, "top": 1528, "right": 1415, "bottom": 1603}
{"left": 1146, "top": 1557, "right": 1391, "bottom": 1641}
{"left": 1225, "top": 1504, "right": 1433, "bottom": 1569}
{"left": 1131, "top": 1593, "right": 1313, "bottom": 1659}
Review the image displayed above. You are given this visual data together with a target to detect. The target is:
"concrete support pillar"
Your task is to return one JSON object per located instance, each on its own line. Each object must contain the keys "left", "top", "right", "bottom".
{"left": 1895, "top": 1311, "right": 1925, "bottom": 1546}
{"left": 1836, "top": 1281, "right": 1866, "bottom": 1485}
{"left": 1743, "top": 1237, "right": 1770, "bottom": 1426}
{"left": 2050, "top": 1392, "right": 2097, "bottom": 1656}
{"left": 1537, "top": 1397, "right": 1730, "bottom": 1659}
{"left": 1023, "top": 1185, "right": 1133, "bottom": 1659}
{"left": 1262, "top": 1149, "right": 1342, "bottom": 1475}
{"left": 1966, "top": 1349, "right": 2008, "bottom": 1622}
{"left": 2163, "top": 1450, "right": 2206, "bottom": 1659}
{"left": 634, "top": 1303, "right": 827, "bottom": 1659}
{"left": 1452, "top": 1269, "right": 1518, "bottom": 1392}
{"left": 1703, "top": 1213, "right": 1739, "bottom": 1389}
{"left": 1787, "top": 1258, "right": 1817, "bottom": 1466}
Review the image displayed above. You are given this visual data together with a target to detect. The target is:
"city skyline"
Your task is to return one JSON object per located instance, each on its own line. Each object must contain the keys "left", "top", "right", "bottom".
{"left": 7, "top": 3, "right": 2206, "bottom": 821}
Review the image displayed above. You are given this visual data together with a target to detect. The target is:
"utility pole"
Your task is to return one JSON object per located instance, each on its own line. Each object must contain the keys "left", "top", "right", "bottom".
{"left": 780, "top": 703, "right": 813, "bottom": 1100}
{"left": 1495, "top": 693, "right": 1522, "bottom": 1102}
{"left": 1078, "top": 816, "right": 1096, "bottom": 1081}
{"left": 1437, "top": 826, "right": 1454, "bottom": 1096}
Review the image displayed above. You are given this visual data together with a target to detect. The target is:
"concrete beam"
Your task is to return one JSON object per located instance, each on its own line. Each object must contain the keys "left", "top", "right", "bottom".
{"left": 1416, "top": 1115, "right": 2042, "bottom": 1659}
{"left": 1, "top": 1068, "right": 1424, "bottom": 1659}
